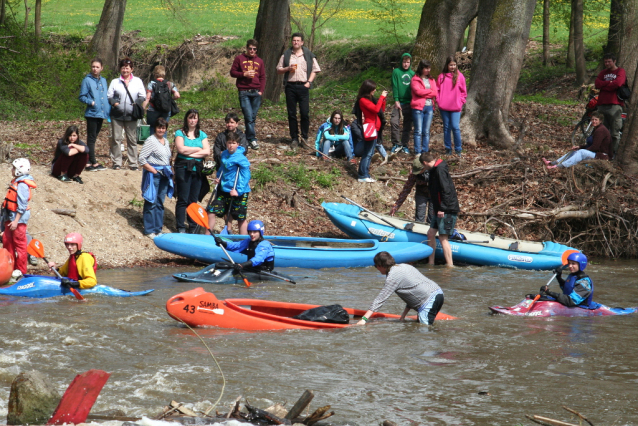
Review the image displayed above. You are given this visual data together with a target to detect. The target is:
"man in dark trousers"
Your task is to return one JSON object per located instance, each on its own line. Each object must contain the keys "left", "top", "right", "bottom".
{"left": 595, "top": 53, "right": 626, "bottom": 157}
{"left": 276, "top": 33, "right": 321, "bottom": 149}
{"left": 421, "top": 152, "right": 459, "bottom": 266}
{"left": 230, "top": 39, "right": 265, "bottom": 151}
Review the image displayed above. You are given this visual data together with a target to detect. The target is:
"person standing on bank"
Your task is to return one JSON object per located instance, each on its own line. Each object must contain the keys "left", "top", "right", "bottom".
{"left": 276, "top": 33, "right": 321, "bottom": 149}
{"left": 411, "top": 59, "right": 438, "bottom": 155}
{"left": 390, "top": 53, "right": 415, "bottom": 155}
{"left": 356, "top": 79, "right": 387, "bottom": 183}
{"left": 78, "top": 58, "right": 109, "bottom": 172}
{"left": 143, "top": 65, "right": 180, "bottom": 135}
{"left": 421, "top": 152, "right": 459, "bottom": 266}
{"left": 107, "top": 57, "right": 146, "bottom": 171}
{"left": 356, "top": 251, "right": 445, "bottom": 326}
{"left": 437, "top": 56, "right": 467, "bottom": 156}
{"left": 595, "top": 53, "right": 626, "bottom": 157}
{"left": 230, "top": 39, "right": 265, "bottom": 151}
{"left": 213, "top": 112, "right": 249, "bottom": 168}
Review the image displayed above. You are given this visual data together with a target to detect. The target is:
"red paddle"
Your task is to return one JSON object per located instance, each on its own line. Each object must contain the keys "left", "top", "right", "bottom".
{"left": 27, "top": 239, "right": 85, "bottom": 301}
{"left": 186, "top": 203, "right": 252, "bottom": 287}
{"left": 526, "top": 249, "right": 579, "bottom": 314}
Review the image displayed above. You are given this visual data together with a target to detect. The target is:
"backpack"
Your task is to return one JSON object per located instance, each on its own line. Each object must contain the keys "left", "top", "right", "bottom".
{"left": 617, "top": 83, "right": 631, "bottom": 103}
{"left": 152, "top": 80, "right": 173, "bottom": 113}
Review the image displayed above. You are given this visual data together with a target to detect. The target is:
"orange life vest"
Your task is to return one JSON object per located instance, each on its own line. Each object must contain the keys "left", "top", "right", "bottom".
{"left": 2, "top": 178, "right": 36, "bottom": 212}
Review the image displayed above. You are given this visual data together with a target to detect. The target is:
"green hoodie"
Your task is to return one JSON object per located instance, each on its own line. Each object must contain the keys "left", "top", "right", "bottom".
{"left": 392, "top": 66, "right": 415, "bottom": 104}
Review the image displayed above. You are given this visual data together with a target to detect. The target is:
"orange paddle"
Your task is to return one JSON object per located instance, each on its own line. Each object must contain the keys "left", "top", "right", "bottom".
{"left": 186, "top": 203, "right": 252, "bottom": 287}
{"left": 526, "top": 249, "right": 579, "bottom": 314}
{"left": 27, "top": 239, "right": 85, "bottom": 301}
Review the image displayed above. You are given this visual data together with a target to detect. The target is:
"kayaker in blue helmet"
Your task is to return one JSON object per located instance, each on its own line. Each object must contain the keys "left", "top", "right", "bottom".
{"left": 214, "top": 220, "right": 274, "bottom": 272}
{"left": 540, "top": 252, "right": 597, "bottom": 309}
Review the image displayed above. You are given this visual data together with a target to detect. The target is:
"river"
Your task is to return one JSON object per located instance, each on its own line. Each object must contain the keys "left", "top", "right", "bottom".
{"left": 1, "top": 261, "right": 637, "bottom": 425}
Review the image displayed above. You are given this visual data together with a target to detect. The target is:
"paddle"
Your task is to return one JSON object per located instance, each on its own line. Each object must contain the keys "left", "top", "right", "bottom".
{"left": 186, "top": 202, "right": 252, "bottom": 287}
{"left": 27, "top": 239, "right": 85, "bottom": 301}
{"left": 220, "top": 166, "right": 240, "bottom": 235}
{"left": 194, "top": 180, "right": 220, "bottom": 235}
{"left": 526, "top": 249, "right": 579, "bottom": 314}
{"left": 256, "top": 269, "right": 296, "bottom": 285}
{"left": 341, "top": 195, "right": 398, "bottom": 230}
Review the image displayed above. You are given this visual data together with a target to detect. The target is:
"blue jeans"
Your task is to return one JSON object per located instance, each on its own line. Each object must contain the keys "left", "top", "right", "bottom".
{"left": 322, "top": 139, "right": 353, "bottom": 160}
{"left": 143, "top": 172, "right": 170, "bottom": 235}
{"left": 357, "top": 139, "right": 376, "bottom": 179}
{"left": 238, "top": 90, "right": 262, "bottom": 142}
{"left": 557, "top": 149, "right": 596, "bottom": 168}
{"left": 440, "top": 110, "right": 462, "bottom": 152}
{"left": 412, "top": 105, "right": 434, "bottom": 154}
{"left": 375, "top": 142, "right": 387, "bottom": 157}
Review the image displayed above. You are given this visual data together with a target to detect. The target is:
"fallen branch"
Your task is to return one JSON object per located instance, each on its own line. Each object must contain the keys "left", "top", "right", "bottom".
{"left": 525, "top": 414, "right": 580, "bottom": 426}
{"left": 451, "top": 162, "right": 517, "bottom": 178}
{"left": 561, "top": 406, "right": 594, "bottom": 426}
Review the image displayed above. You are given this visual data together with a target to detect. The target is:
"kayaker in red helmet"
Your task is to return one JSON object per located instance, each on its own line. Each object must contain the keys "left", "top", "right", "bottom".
{"left": 47, "top": 233, "right": 97, "bottom": 289}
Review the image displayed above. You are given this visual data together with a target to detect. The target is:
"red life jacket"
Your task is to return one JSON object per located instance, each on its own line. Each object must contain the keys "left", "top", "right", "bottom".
{"left": 2, "top": 178, "right": 36, "bottom": 212}
{"left": 67, "top": 251, "right": 98, "bottom": 281}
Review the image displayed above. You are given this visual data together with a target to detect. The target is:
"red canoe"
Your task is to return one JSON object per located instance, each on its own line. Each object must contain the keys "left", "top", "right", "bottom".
{"left": 166, "top": 287, "right": 457, "bottom": 330}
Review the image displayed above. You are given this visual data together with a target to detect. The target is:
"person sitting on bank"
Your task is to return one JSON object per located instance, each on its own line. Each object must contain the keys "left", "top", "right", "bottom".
{"left": 390, "top": 156, "right": 434, "bottom": 224}
{"left": 356, "top": 251, "right": 444, "bottom": 326}
{"left": 540, "top": 252, "right": 598, "bottom": 309}
{"left": 214, "top": 220, "right": 274, "bottom": 273}
{"left": 543, "top": 112, "right": 612, "bottom": 169}
{"left": 314, "top": 110, "right": 355, "bottom": 163}
{"left": 52, "top": 125, "right": 89, "bottom": 183}
{"left": 47, "top": 233, "right": 97, "bottom": 289}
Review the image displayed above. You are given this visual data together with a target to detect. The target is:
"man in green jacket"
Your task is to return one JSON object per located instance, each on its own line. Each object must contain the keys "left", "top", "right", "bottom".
{"left": 390, "top": 53, "right": 415, "bottom": 155}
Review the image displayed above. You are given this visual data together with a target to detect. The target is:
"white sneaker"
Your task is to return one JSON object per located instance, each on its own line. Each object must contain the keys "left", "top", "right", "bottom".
{"left": 366, "top": 177, "right": 377, "bottom": 183}
{"left": 357, "top": 178, "right": 368, "bottom": 183}
{"left": 249, "top": 140, "right": 259, "bottom": 150}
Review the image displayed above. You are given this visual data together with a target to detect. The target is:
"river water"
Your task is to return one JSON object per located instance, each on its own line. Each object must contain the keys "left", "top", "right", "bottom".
{"left": 1, "top": 261, "right": 637, "bottom": 425}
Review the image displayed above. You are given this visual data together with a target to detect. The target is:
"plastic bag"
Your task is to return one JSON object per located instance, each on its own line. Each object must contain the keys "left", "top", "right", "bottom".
{"left": 292, "top": 304, "right": 350, "bottom": 324}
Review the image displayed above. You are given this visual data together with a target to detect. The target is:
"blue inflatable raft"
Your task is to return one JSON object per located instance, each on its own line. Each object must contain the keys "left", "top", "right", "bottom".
{"left": 154, "top": 234, "right": 432, "bottom": 268}
{"left": 321, "top": 202, "right": 579, "bottom": 270}
{"left": 0, "top": 275, "right": 154, "bottom": 298}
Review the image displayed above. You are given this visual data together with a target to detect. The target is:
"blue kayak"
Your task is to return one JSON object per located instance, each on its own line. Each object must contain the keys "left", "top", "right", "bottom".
{"left": 154, "top": 234, "right": 432, "bottom": 268}
{"left": 322, "top": 202, "right": 579, "bottom": 270}
{"left": 0, "top": 275, "right": 154, "bottom": 298}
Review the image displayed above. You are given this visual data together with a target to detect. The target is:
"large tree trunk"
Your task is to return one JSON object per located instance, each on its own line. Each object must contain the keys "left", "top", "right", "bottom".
{"left": 88, "top": 0, "right": 127, "bottom": 73}
{"left": 542, "top": 0, "right": 550, "bottom": 66}
{"left": 413, "top": 0, "right": 478, "bottom": 77}
{"left": 254, "top": 0, "right": 291, "bottom": 103}
{"left": 459, "top": 0, "right": 536, "bottom": 149}
{"left": 566, "top": 6, "right": 575, "bottom": 68}
{"left": 572, "top": 0, "right": 585, "bottom": 85}
{"left": 1, "top": 0, "right": 6, "bottom": 26}
{"left": 466, "top": 16, "right": 477, "bottom": 51}
{"left": 605, "top": 0, "right": 623, "bottom": 56}
{"left": 615, "top": 0, "right": 638, "bottom": 87}
{"left": 34, "top": 0, "right": 41, "bottom": 38}
{"left": 618, "top": 64, "right": 638, "bottom": 174}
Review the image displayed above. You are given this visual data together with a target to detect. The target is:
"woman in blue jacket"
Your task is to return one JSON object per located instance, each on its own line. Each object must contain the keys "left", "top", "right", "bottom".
{"left": 78, "top": 58, "right": 110, "bottom": 172}
{"left": 315, "top": 111, "right": 355, "bottom": 163}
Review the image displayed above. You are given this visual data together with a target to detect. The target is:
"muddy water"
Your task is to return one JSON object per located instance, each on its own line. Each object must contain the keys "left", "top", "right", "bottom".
{"left": 1, "top": 261, "right": 638, "bottom": 425}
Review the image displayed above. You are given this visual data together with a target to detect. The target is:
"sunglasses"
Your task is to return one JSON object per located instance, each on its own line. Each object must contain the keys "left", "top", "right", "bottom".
{"left": 247, "top": 47, "right": 257, "bottom": 51}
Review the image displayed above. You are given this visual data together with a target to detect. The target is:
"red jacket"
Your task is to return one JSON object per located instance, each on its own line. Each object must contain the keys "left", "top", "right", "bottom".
{"left": 230, "top": 53, "right": 266, "bottom": 92}
{"left": 595, "top": 67, "right": 626, "bottom": 106}
{"left": 359, "top": 95, "right": 386, "bottom": 140}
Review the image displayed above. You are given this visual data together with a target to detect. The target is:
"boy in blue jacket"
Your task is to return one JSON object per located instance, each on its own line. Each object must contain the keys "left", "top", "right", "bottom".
{"left": 207, "top": 132, "right": 251, "bottom": 234}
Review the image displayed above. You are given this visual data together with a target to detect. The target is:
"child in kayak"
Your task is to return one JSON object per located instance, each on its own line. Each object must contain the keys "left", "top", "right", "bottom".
{"left": 540, "top": 252, "right": 597, "bottom": 309}
{"left": 47, "top": 233, "right": 97, "bottom": 289}
{"left": 356, "top": 251, "right": 444, "bottom": 326}
{"left": 214, "top": 220, "right": 274, "bottom": 273}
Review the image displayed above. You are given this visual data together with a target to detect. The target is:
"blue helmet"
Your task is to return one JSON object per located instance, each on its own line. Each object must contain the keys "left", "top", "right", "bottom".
{"left": 567, "top": 252, "right": 588, "bottom": 271}
{"left": 247, "top": 220, "right": 265, "bottom": 236}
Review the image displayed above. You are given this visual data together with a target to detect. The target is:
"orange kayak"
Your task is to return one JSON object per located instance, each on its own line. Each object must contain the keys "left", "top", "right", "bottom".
{"left": 166, "top": 287, "right": 457, "bottom": 331}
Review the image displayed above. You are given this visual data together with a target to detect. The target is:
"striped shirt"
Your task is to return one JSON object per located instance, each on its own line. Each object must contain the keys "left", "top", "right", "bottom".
{"left": 139, "top": 135, "right": 171, "bottom": 166}
{"left": 369, "top": 264, "right": 442, "bottom": 312}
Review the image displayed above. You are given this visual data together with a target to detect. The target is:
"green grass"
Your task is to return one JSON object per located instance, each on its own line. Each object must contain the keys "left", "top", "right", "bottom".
{"left": 252, "top": 162, "right": 342, "bottom": 190}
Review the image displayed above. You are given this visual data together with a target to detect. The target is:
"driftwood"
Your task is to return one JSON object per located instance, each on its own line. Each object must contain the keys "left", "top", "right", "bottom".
{"left": 51, "top": 209, "right": 76, "bottom": 217}
{"left": 525, "top": 406, "right": 595, "bottom": 426}
{"left": 285, "top": 389, "right": 314, "bottom": 420}
{"left": 304, "top": 405, "right": 334, "bottom": 425}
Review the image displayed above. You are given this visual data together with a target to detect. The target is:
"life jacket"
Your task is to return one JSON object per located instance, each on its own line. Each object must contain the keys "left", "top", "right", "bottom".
{"left": 67, "top": 251, "right": 98, "bottom": 281}
{"left": 2, "top": 178, "right": 36, "bottom": 212}
{"left": 242, "top": 238, "right": 274, "bottom": 271}
{"left": 563, "top": 271, "right": 597, "bottom": 309}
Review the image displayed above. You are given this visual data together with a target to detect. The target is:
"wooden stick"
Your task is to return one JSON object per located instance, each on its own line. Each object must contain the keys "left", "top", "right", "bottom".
{"left": 284, "top": 389, "right": 314, "bottom": 420}
{"left": 561, "top": 406, "right": 594, "bottom": 426}
{"left": 51, "top": 209, "right": 76, "bottom": 217}
{"left": 529, "top": 415, "right": 580, "bottom": 426}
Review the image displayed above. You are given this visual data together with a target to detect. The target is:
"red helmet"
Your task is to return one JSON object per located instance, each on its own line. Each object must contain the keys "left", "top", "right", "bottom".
{"left": 64, "top": 233, "right": 83, "bottom": 250}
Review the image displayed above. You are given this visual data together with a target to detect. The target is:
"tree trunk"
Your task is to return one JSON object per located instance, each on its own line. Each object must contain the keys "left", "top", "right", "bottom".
{"left": 459, "top": 0, "right": 536, "bottom": 149}
{"left": 542, "top": 0, "right": 550, "bottom": 66}
{"left": 34, "top": 0, "right": 41, "bottom": 38}
{"left": 413, "top": 0, "right": 478, "bottom": 78}
{"left": 254, "top": 0, "right": 291, "bottom": 103}
{"left": 615, "top": 0, "right": 638, "bottom": 88}
{"left": 572, "top": 0, "right": 585, "bottom": 84}
{"left": 618, "top": 64, "right": 638, "bottom": 174}
{"left": 605, "top": 0, "right": 623, "bottom": 56}
{"left": 88, "top": 0, "right": 127, "bottom": 73}
{"left": 466, "top": 16, "right": 477, "bottom": 51}
{"left": 566, "top": 5, "right": 574, "bottom": 68}
{"left": 1, "top": 0, "right": 6, "bottom": 26}
{"left": 23, "top": 0, "right": 30, "bottom": 31}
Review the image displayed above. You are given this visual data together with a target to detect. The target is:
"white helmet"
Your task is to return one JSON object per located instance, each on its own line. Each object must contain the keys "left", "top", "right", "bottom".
{"left": 12, "top": 158, "right": 31, "bottom": 177}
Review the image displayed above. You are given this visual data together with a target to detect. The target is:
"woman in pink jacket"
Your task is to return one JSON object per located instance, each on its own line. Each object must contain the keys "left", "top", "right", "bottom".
{"left": 410, "top": 59, "right": 438, "bottom": 155}
{"left": 437, "top": 56, "right": 467, "bottom": 156}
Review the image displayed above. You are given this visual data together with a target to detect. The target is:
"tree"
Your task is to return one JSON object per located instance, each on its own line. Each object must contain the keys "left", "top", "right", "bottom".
{"left": 1, "top": 0, "right": 6, "bottom": 26}
{"left": 34, "top": 0, "right": 41, "bottom": 38}
{"left": 459, "top": 0, "right": 536, "bottom": 149}
{"left": 572, "top": 0, "right": 585, "bottom": 85}
{"left": 413, "top": 0, "right": 478, "bottom": 77}
{"left": 88, "top": 0, "right": 127, "bottom": 72}
{"left": 466, "top": 16, "right": 477, "bottom": 51}
{"left": 23, "top": 0, "right": 30, "bottom": 31}
{"left": 542, "top": 0, "right": 550, "bottom": 66}
{"left": 254, "top": 0, "right": 291, "bottom": 103}
{"left": 605, "top": 0, "right": 638, "bottom": 87}
{"left": 566, "top": 6, "right": 574, "bottom": 67}
{"left": 291, "top": 0, "right": 343, "bottom": 51}
{"left": 617, "top": 65, "right": 638, "bottom": 174}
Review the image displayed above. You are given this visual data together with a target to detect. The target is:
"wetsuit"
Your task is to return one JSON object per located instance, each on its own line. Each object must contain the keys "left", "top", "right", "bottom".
{"left": 545, "top": 270, "right": 597, "bottom": 309}
{"left": 221, "top": 237, "right": 275, "bottom": 271}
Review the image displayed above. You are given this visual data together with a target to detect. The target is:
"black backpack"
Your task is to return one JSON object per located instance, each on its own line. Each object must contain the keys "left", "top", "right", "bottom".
{"left": 617, "top": 83, "right": 631, "bottom": 103}
{"left": 152, "top": 80, "right": 173, "bottom": 113}
{"left": 292, "top": 304, "right": 350, "bottom": 324}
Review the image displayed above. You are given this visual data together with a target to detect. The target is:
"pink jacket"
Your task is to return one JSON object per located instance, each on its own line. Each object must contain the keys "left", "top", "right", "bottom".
{"left": 410, "top": 75, "right": 438, "bottom": 110}
{"left": 437, "top": 72, "right": 467, "bottom": 112}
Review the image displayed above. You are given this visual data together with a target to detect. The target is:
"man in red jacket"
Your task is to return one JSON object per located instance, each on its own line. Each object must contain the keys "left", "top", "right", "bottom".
{"left": 595, "top": 53, "right": 626, "bottom": 157}
{"left": 230, "top": 39, "right": 266, "bottom": 151}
